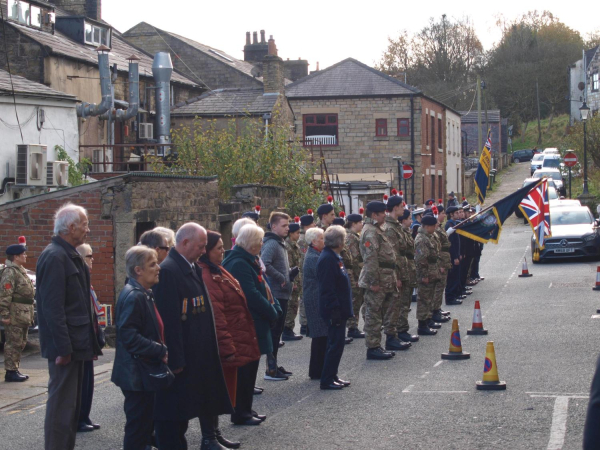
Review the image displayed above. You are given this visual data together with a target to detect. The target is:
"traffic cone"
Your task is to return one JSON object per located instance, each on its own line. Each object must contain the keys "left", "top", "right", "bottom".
{"left": 593, "top": 266, "right": 600, "bottom": 291}
{"left": 476, "top": 341, "right": 506, "bottom": 390}
{"left": 467, "top": 301, "right": 488, "bottom": 335}
{"left": 518, "top": 257, "right": 533, "bottom": 277}
{"left": 441, "top": 319, "right": 470, "bottom": 360}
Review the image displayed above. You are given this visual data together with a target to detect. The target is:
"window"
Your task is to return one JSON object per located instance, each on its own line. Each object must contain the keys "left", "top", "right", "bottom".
{"left": 303, "top": 114, "right": 338, "bottom": 146}
{"left": 8, "top": 0, "right": 40, "bottom": 27}
{"left": 593, "top": 72, "right": 599, "bottom": 93}
{"left": 376, "top": 119, "right": 387, "bottom": 136}
{"left": 430, "top": 116, "right": 435, "bottom": 165}
{"left": 438, "top": 118, "right": 442, "bottom": 149}
{"left": 84, "top": 22, "right": 111, "bottom": 47}
{"left": 438, "top": 175, "right": 443, "bottom": 199}
{"left": 30, "top": 5, "right": 41, "bottom": 27}
{"left": 431, "top": 175, "right": 435, "bottom": 201}
{"left": 397, "top": 118, "right": 410, "bottom": 137}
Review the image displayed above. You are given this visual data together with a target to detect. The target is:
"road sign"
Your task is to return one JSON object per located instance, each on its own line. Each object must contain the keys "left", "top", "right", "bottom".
{"left": 564, "top": 152, "right": 578, "bottom": 168}
{"left": 402, "top": 164, "right": 413, "bottom": 179}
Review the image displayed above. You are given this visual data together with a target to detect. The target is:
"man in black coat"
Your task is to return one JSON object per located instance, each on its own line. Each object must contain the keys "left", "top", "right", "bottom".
{"left": 584, "top": 355, "right": 600, "bottom": 448}
{"left": 36, "top": 204, "right": 102, "bottom": 450}
{"left": 153, "top": 222, "right": 233, "bottom": 450}
{"left": 444, "top": 206, "right": 463, "bottom": 306}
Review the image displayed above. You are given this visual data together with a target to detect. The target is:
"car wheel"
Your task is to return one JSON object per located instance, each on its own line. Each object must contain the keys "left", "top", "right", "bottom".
{"left": 514, "top": 158, "right": 520, "bottom": 163}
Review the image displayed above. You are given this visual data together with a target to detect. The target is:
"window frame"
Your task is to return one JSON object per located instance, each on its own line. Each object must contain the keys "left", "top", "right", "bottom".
{"left": 302, "top": 113, "right": 339, "bottom": 147}
{"left": 84, "top": 21, "right": 111, "bottom": 47}
{"left": 8, "top": 0, "right": 41, "bottom": 28}
{"left": 593, "top": 72, "right": 599, "bottom": 93}
{"left": 397, "top": 118, "right": 410, "bottom": 137}
{"left": 375, "top": 118, "right": 388, "bottom": 137}
{"left": 430, "top": 116, "right": 436, "bottom": 164}
{"left": 438, "top": 118, "right": 442, "bottom": 149}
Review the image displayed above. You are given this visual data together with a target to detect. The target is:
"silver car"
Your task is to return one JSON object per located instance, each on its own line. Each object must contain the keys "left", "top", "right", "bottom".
{"left": 532, "top": 168, "right": 565, "bottom": 196}
{"left": 530, "top": 153, "right": 544, "bottom": 175}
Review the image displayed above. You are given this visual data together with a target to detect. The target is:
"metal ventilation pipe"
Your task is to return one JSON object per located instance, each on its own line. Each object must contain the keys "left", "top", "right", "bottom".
{"left": 77, "top": 47, "right": 111, "bottom": 118}
{"left": 100, "top": 55, "right": 140, "bottom": 121}
{"left": 152, "top": 52, "right": 173, "bottom": 145}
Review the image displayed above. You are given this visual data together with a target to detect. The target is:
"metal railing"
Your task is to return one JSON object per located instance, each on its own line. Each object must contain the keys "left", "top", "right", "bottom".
{"left": 80, "top": 144, "right": 175, "bottom": 173}
{"left": 304, "top": 135, "right": 337, "bottom": 146}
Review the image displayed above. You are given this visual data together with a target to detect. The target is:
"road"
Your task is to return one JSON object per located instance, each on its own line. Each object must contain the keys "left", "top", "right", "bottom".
{"left": 1, "top": 161, "right": 599, "bottom": 449}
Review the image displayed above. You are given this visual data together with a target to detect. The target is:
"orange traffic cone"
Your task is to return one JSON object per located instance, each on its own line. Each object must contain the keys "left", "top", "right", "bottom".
{"left": 593, "top": 266, "right": 600, "bottom": 291}
{"left": 476, "top": 341, "right": 506, "bottom": 390}
{"left": 467, "top": 301, "right": 488, "bottom": 335}
{"left": 441, "top": 319, "right": 470, "bottom": 360}
{"left": 518, "top": 257, "right": 533, "bottom": 278}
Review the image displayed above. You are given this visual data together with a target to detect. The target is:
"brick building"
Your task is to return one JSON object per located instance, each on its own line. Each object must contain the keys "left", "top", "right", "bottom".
{"left": 459, "top": 110, "right": 507, "bottom": 156}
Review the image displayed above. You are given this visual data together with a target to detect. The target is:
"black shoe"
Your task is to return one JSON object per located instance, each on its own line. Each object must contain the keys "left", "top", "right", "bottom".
{"left": 446, "top": 299, "right": 463, "bottom": 305}
{"left": 253, "top": 387, "right": 263, "bottom": 395}
{"left": 345, "top": 337, "right": 353, "bottom": 345}
{"left": 4, "top": 370, "right": 27, "bottom": 382}
{"left": 215, "top": 428, "right": 240, "bottom": 449}
{"left": 464, "top": 291, "right": 472, "bottom": 295}
{"left": 439, "top": 309, "right": 451, "bottom": 316}
{"left": 201, "top": 438, "right": 227, "bottom": 450}
{"left": 232, "top": 416, "right": 262, "bottom": 426}
{"left": 398, "top": 332, "right": 419, "bottom": 342}
{"left": 385, "top": 335, "right": 411, "bottom": 351}
{"left": 252, "top": 412, "right": 266, "bottom": 422}
{"left": 300, "top": 325, "right": 307, "bottom": 335}
{"left": 417, "top": 326, "right": 438, "bottom": 335}
{"left": 428, "top": 320, "right": 442, "bottom": 329}
{"left": 320, "top": 383, "right": 344, "bottom": 390}
{"left": 478, "top": 277, "right": 485, "bottom": 281}
{"left": 432, "top": 312, "right": 450, "bottom": 323}
{"left": 282, "top": 327, "right": 303, "bottom": 341}
{"left": 366, "top": 347, "right": 394, "bottom": 360}
{"left": 264, "top": 370, "right": 288, "bottom": 381}
{"left": 85, "top": 420, "right": 100, "bottom": 430}
{"left": 77, "top": 423, "right": 95, "bottom": 432}
{"left": 465, "top": 287, "right": 473, "bottom": 291}
{"left": 278, "top": 340, "right": 285, "bottom": 348}
{"left": 334, "top": 377, "right": 351, "bottom": 387}
{"left": 278, "top": 366, "right": 293, "bottom": 376}
{"left": 458, "top": 295, "right": 467, "bottom": 300}
{"left": 347, "top": 328, "right": 366, "bottom": 339}
{"left": 16, "top": 370, "right": 29, "bottom": 380}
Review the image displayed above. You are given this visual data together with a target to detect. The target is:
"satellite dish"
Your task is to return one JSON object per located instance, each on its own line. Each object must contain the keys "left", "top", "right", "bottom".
{"left": 578, "top": 82, "right": 585, "bottom": 91}
{"left": 251, "top": 66, "right": 261, "bottom": 78}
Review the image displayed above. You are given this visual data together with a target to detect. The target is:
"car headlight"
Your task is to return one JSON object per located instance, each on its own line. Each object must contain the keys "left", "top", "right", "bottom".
{"left": 584, "top": 234, "right": 597, "bottom": 242}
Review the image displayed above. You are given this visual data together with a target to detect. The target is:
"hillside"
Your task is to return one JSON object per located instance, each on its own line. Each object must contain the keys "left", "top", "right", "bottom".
{"left": 510, "top": 114, "right": 570, "bottom": 152}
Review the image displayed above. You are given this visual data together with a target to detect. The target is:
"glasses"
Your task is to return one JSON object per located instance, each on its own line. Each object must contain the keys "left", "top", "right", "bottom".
{"left": 85, "top": 255, "right": 94, "bottom": 259}
{"left": 158, "top": 246, "right": 170, "bottom": 251}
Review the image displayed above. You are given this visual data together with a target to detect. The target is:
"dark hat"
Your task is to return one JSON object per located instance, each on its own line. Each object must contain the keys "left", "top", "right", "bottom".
{"left": 469, "top": 207, "right": 477, "bottom": 213}
{"left": 366, "top": 201, "right": 386, "bottom": 213}
{"left": 346, "top": 213, "right": 363, "bottom": 223}
{"left": 425, "top": 199, "right": 435, "bottom": 206}
{"left": 437, "top": 206, "right": 445, "bottom": 214}
{"left": 422, "top": 215, "right": 438, "bottom": 226}
{"left": 448, "top": 191, "right": 455, "bottom": 197}
{"left": 446, "top": 205, "right": 459, "bottom": 214}
{"left": 242, "top": 211, "right": 260, "bottom": 222}
{"left": 289, "top": 223, "right": 300, "bottom": 232}
{"left": 401, "top": 210, "right": 411, "bottom": 221}
{"left": 316, "top": 203, "right": 334, "bottom": 216}
{"left": 462, "top": 204, "right": 470, "bottom": 210}
{"left": 423, "top": 210, "right": 434, "bottom": 217}
{"left": 386, "top": 195, "right": 404, "bottom": 209}
{"left": 332, "top": 218, "right": 345, "bottom": 226}
{"left": 300, "top": 215, "right": 315, "bottom": 227}
{"left": 6, "top": 244, "right": 27, "bottom": 255}
{"left": 462, "top": 200, "right": 469, "bottom": 207}
{"left": 412, "top": 207, "right": 425, "bottom": 216}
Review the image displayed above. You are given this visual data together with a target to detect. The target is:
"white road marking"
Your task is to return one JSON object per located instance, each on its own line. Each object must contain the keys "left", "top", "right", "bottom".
{"left": 407, "top": 390, "right": 468, "bottom": 394}
{"left": 549, "top": 283, "right": 553, "bottom": 288}
{"left": 420, "top": 372, "right": 429, "bottom": 379}
{"left": 433, "top": 361, "right": 444, "bottom": 368}
{"left": 402, "top": 385, "right": 414, "bottom": 393}
{"left": 530, "top": 395, "right": 588, "bottom": 399}
{"left": 297, "top": 394, "right": 313, "bottom": 404}
{"left": 527, "top": 392, "right": 589, "bottom": 396}
{"left": 591, "top": 315, "right": 600, "bottom": 319}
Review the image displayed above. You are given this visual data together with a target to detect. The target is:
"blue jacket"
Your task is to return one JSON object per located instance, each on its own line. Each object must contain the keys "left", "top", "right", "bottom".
{"left": 317, "top": 247, "right": 353, "bottom": 321}
{"left": 445, "top": 219, "right": 461, "bottom": 261}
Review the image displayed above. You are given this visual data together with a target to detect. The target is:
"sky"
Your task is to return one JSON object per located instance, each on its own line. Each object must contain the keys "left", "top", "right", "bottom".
{"left": 104, "top": 0, "right": 598, "bottom": 74}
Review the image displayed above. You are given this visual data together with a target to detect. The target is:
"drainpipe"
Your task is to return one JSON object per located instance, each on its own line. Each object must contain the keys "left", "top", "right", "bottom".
{"left": 100, "top": 55, "right": 140, "bottom": 121}
{"left": 76, "top": 46, "right": 111, "bottom": 118}
{"left": 410, "top": 94, "right": 415, "bottom": 205}
{"left": 347, "top": 182, "right": 352, "bottom": 213}
{"left": 152, "top": 52, "right": 173, "bottom": 145}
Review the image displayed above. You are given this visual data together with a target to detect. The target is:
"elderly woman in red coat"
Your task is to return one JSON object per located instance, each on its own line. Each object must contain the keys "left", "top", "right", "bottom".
{"left": 199, "top": 230, "right": 262, "bottom": 449}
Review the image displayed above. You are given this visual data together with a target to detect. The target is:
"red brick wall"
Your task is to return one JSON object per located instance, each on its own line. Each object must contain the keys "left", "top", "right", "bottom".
{"left": 419, "top": 98, "right": 446, "bottom": 204}
{"left": 0, "top": 189, "right": 116, "bottom": 306}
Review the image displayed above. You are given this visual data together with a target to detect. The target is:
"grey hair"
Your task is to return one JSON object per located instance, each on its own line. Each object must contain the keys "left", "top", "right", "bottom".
{"left": 232, "top": 218, "right": 255, "bottom": 239}
{"left": 175, "top": 222, "right": 205, "bottom": 245}
{"left": 304, "top": 227, "right": 324, "bottom": 245}
{"left": 154, "top": 227, "right": 175, "bottom": 247}
{"left": 54, "top": 203, "right": 87, "bottom": 235}
{"left": 125, "top": 245, "right": 157, "bottom": 280}
{"left": 235, "top": 224, "right": 264, "bottom": 251}
{"left": 140, "top": 230, "right": 167, "bottom": 249}
{"left": 76, "top": 243, "right": 92, "bottom": 257}
{"left": 324, "top": 225, "right": 346, "bottom": 248}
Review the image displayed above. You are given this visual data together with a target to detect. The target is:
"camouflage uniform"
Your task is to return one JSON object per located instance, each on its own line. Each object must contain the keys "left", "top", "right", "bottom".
{"left": 297, "top": 230, "right": 309, "bottom": 327}
{"left": 0, "top": 261, "right": 35, "bottom": 371}
{"left": 414, "top": 227, "right": 441, "bottom": 321}
{"left": 342, "top": 230, "right": 364, "bottom": 330}
{"left": 359, "top": 219, "right": 398, "bottom": 349}
{"left": 399, "top": 226, "right": 418, "bottom": 332}
{"left": 284, "top": 237, "right": 303, "bottom": 330}
{"left": 383, "top": 216, "right": 408, "bottom": 334}
{"left": 433, "top": 226, "right": 453, "bottom": 312}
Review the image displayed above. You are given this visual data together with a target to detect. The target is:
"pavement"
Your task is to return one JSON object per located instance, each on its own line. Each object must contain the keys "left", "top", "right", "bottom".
{"left": 1, "top": 160, "right": 599, "bottom": 449}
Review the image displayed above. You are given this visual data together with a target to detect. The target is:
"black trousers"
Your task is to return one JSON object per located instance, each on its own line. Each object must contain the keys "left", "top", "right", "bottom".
{"left": 271, "top": 298, "right": 289, "bottom": 359}
{"left": 309, "top": 336, "right": 327, "bottom": 379}
{"left": 232, "top": 359, "right": 260, "bottom": 422}
{"left": 122, "top": 390, "right": 154, "bottom": 450}
{"left": 44, "top": 359, "right": 84, "bottom": 450}
{"left": 78, "top": 360, "right": 94, "bottom": 425}
{"left": 470, "top": 254, "right": 481, "bottom": 279}
{"left": 460, "top": 256, "right": 473, "bottom": 291}
{"left": 321, "top": 320, "right": 347, "bottom": 386}
{"left": 445, "top": 263, "right": 461, "bottom": 301}
{"left": 155, "top": 415, "right": 216, "bottom": 449}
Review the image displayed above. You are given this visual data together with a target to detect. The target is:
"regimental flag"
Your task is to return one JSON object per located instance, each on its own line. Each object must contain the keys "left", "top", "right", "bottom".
{"left": 474, "top": 130, "right": 493, "bottom": 205}
{"left": 452, "top": 179, "right": 543, "bottom": 244}
{"left": 519, "top": 178, "right": 552, "bottom": 249}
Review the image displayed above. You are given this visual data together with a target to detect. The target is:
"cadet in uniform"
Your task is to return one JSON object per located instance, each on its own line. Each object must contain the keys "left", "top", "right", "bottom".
{"left": 342, "top": 214, "right": 366, "bottom": 339}
{"left": 411, "top": 208, "right": 425, "bottom": 239}
{"left": 444, "top": 206, "right": 463, "bottom": 305}
{"left": 298, "top": 212, "right": 316, "bottom": 335}
{"left": 283, "top": 220, "right": 304, "bottom": 341}
{"left": 1, "top": 238, "right": 35, "bottom": 382}
{"left": 359, "top": 201, "right": 398, "bottom": 360}
{"left": 432, "top": 207, "right": 452, "bottom": 323}
{"left": 317, "top": 203, "right": 336, "bottom": 230}
{"left": 398, "top": 210, "right": 420, "bottom": 342}
{"left": 415, "top": 215, "right": 442, "bottom": 335}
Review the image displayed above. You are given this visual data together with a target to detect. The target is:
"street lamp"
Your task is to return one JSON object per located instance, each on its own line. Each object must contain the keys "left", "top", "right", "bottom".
{"left": 580, "top": 102, "right": 590, "bottom": 195}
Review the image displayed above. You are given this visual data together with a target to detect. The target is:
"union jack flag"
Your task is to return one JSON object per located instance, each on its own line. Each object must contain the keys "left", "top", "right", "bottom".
{"left": 484, "top": 131, "right": 492, "bottom": 152}
{"left": 519, "top": 179, "right": 552, "bottom": 249}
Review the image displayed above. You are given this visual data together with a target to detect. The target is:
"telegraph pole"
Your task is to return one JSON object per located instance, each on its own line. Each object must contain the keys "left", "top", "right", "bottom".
{"left": 477, "top": 75, "right": 482, "bottom": 155}
{"left": 536, "top": 78, "right": 542, "bottom": 146}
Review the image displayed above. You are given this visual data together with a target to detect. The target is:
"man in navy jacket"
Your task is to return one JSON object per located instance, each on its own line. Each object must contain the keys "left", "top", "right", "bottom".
{"left": 444, "top": 206, "right": 463, "bottom": 305}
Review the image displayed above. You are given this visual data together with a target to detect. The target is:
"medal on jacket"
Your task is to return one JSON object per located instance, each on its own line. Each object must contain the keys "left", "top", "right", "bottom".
{"left": 192, "top": 297, "right": 198, "bottom": 315}
{"left": 200, "top": 295, "right": 206, "bottom": 313}
{"left": 182, "top": 298, "right": 188, "bottom": 321}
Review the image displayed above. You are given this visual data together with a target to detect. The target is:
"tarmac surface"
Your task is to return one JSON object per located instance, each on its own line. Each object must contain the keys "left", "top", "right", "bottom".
{"left": 1, "top": 161, "right": 599, "bottom": 449}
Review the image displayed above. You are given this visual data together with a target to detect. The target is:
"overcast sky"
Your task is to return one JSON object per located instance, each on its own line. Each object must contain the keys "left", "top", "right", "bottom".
{"left": 104, "top": 0, "right": 597, "bottom": 78}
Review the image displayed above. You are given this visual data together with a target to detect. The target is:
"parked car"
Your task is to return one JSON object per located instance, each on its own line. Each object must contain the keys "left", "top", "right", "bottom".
{"left": 532, "top": 206, "right": 600, "bottom": 262}
{"left": 543, "top": 148, "right": 560, "bottom": 154}
{"left": 550, "top": 199, "right": 581, "bottom": 208}
{"left": 512, "top": 149, "right": 536, "bottom": 163}
{"left": 542, "top": 154, "right": 561, "bottom": 170}
{"left": 532, "top": 168, "right": 565, "bottom": 196}
{"left": 530, "top": 153, "right": 545, "bottom": 174}
{"left": 516, "top": 179, "right": 559, "bottom": 220}
{"left": 0, "top": 268, "right": 37, "bottom": 348}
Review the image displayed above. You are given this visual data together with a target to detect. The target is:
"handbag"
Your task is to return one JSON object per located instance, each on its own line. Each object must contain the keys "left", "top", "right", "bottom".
{"left": 134, "top": 356, "right": 174, "bottom": 391}
{"left": 96, "top": 326, "right": 106, "bottom": 349}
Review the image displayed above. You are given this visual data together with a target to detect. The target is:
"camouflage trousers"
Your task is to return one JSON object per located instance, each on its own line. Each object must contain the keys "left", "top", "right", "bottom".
{"left": 363, "top": 290, "right": 399, "bottom": 349}
{"left": 346, "top": 284, "right": 365, "bottom": 330}
{"left": 285, "top": 292, "right": 301, "bottom": 330}
{"left": 396, "top": 283, "right": 415, "bottom": 333}
{"left": 417, "top": 281, "right": 438, "bottom": 321}
{"left": 433, "top": 274, "right": 447, "bottom": 312}
{"left": 4, "top": 324, "right": 28, "bottom": 371}
{"left": 298, "top": 297, "right": 307, "bottom": 327}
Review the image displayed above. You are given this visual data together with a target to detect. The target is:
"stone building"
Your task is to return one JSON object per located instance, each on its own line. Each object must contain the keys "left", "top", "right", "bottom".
{"left": 459, "top": 110, "right": 508, "bottom": 160}
{"left": 569, "top": 46, "right": 600, "bottom": 124}
{"left": 0, "top": 173, "right": 285, "bottom": 307}
{"left": 285, "top": 58, "right": 460, "bottom": 207}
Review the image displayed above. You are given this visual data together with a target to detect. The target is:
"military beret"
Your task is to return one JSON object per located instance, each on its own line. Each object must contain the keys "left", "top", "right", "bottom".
{"left": 425, "top": 199, "right": 435, "bottom": 206}
{"left": 469, "top": 207, "right": 477, "bottom": 213}
{"left": 462, "top": 200, "right": 469, "bottom": 207}
{"left": 412, "top": 207, "right": 425, "bottom": 216}
{"left": 423, "top": 210, "right": 434, "bottom": 216}
{"left": 332, "top": 218, "right": 345, "bottom": 226}
{"left": 386, "top": 195, "right": 404, "bottom": 209}
{"left": 422, "top": 215, "right": 438, "bottom": 226}
{"left": 346, "top": 214, "right": 363, "bottom": 223}
{"left": 288, "top": 223, "right": 300, "bottom": 233}
{"left": 462, "top": 204, "right": 471, "bottom": 210}
{"left": 401, "top": 210, "right": 411, "bottom": 221}
{"left": 6, "top": 244, "right": 26, "bottom": 255}
{"left": 300, "top": 215, "right": 314, "bottom": 227}
{"left": 366, "top": 201, "right": 386, "bottom": 213}
{"left": 437, "top": 206, "right": 445, "bottom": 214}
{"left": 446, "top": 206, "right": 459, "bottom": 214}
{"left": 242, "top": 211, "right": 259, "bottom": 222}
{"left": 316, "top": 204, "right": 334, "bottom": 216}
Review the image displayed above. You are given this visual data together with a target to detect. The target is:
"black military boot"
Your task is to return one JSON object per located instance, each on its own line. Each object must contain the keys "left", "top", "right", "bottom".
{"left": 446, "top": 298, "right": 463, "bottom": 305}
{"left": 282, "top": 327, "right": 303, "bottom": 341}
{"left": 385, "top": 335, "right": 411, "bottom": 351}
{"left": 299, "top": 325, "right": 307, "bottom": 335}
{"left": 348, "top": 328, "right": 366, "bottom": 338}
{"left": 439, "top": 308, "right": 451, "bottom": 316}
{"left": 200, "top": 416, "right": 227, "bottom": 450}
{"left": 366, "top": 347, "right": 394, "bottom": 360}
{"left": 417, "top": 320, "right": 437, "bottom": 336}
{"left": 398, "top": 331, "right": 419, "bottom": 342}
{"left": 432, "top": 310, "right": 450, "bottom": 323}
{"left": 428, "top": 319, "right": 442, "bottom": 329}
{"left": 16, "top": 370, "right": 29, "bottom": 380}
{"left": 5, "top": 370, "right": 27, "bottom": 382}
{"left": 214, "top": 416, "right": 240, "bottom": 449}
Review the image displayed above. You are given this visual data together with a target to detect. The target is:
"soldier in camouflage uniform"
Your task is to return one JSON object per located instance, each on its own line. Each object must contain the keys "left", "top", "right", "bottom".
{"left": 398, "top": 210, "right": 420, "bottom": 340}
{"left": 1, "top": 240, "right": 35, "bottom": 382}
{"left": 432, "top": 207, "right": 452, "bottom": 324}
{"left": 316, "top": 203, "right": 336, "bottom": 231}
{"left": 297, "top": 213, "right": 315, "bottom": 335}
{"left": 414, "top": 215, "right": 443, "bottom": 336}
{"left": 283, "top": 221, "right": 304, "bottom": 340}
{"left": 342, "top": 213, "right": 365, "bottom": 339}
{"left": 359, "top": 201, "right": 398, "bottom": 360}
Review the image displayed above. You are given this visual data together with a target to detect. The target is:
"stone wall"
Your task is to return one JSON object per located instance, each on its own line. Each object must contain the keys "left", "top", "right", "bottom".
{"left": 0, "top": 24, "right": 44, "bottom": 82}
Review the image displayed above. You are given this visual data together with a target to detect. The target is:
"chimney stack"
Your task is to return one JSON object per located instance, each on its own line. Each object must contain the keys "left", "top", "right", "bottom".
{"left": 268, "top": 35, "right": 277, "bottom": 56}
{"left": 246, "top": 32, "right": 251, "bottom": 46}
{"left": 252, "top": 31, "right": 258, "bottom": 44}
{"left": 243, "top": 30, "right": 269, "bottom": 64}
{"left": 260, "top": 30, "right": 266, "bottom": 43}
{"left": 263, "top": 36, "right": 284, "bottom": 94}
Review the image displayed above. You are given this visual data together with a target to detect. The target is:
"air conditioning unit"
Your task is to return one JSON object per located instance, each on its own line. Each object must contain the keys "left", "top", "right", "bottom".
{"left": 139, "top": 123, "right": 154, "bottom": 139}
{"left": 16, "top": 144, "right": 47, "bottom": 186}
{"left": 46, "top": 161, "right": 69, "bottom": 187}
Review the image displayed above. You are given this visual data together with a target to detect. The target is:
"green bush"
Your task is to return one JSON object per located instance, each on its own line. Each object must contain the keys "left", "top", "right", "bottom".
{"left": 55, "top": 145, "right": 91, "bottom": 187}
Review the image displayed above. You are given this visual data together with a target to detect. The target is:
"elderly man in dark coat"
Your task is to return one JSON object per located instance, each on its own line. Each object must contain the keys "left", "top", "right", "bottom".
{"left": 153, "top": 222, "right": 233, "bottom": 450}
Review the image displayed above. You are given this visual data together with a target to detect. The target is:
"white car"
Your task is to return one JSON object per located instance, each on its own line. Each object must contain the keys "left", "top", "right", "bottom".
{"left": 530, "top": 153, "right": 544, "bottom": 175}
{"left": 532, "top": 168, "right": 565, "bottom": 196}
{"left": 543, "top": 148, "right": 560, "bottom": 154}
